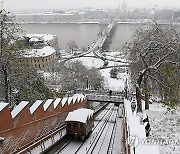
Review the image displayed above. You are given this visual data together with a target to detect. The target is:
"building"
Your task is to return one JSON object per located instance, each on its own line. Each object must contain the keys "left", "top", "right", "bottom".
{"left": 20, "top": 46, "right": 57, "bottom": 71}
{"left": 17, "top": 34, "right": 60, "bottom": 71}
{"left": 16, "top": 13, "right": 77, "bottom": 23}
{"left": 0, "top": 94, "right": 89, "bottom": 153}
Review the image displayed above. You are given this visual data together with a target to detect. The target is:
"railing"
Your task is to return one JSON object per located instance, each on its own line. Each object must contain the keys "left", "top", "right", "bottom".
{"left": 74, "top": 89, "right": 124, "bottom": 95}
{"left": 86, "top": 94, "right": 124, "bottom": 103}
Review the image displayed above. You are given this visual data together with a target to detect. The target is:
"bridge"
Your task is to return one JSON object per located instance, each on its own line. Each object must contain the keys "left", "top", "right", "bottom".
{"left": 73, "top": 89, "right": 124, "bottom": 103}
{"left": 86, "top": 22, "right": 116, "bottom": 53}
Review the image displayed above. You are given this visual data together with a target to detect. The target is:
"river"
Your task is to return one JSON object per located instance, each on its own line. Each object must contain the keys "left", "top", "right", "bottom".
{"left": 21, "top": 23, "right": 180, "bottom": 51}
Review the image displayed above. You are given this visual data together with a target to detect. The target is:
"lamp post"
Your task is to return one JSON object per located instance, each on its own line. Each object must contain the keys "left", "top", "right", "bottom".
{"left": 86, "top": 76, "right": 89, "bottom": 90}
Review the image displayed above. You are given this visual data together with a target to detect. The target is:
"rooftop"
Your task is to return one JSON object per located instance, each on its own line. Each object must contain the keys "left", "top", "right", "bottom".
{"left": 65, "top": 108, "right": 94, "bottom": 123}
{"left": 26, "top": 34, "right": 57, "bottom": 42}
{"left": 23, "top": 46, "right": 56, "bottom": 58}
{"left": 0, "top": 102, "right": 9, "bottom": 112}
{"left": 11, "top": 101, "right": 29, "bottom": 118}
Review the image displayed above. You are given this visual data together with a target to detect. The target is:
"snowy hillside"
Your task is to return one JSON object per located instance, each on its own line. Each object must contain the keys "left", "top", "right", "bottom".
{"left": 143, "top": 102, "right": 180, "bottom": 154}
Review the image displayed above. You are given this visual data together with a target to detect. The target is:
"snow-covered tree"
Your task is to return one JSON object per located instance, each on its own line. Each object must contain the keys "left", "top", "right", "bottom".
{"left": 128, "top": 22, "right": 180, "bottom": 112}
{"left": 0, "top": 9, "right": 55, "bottom": 105}
{"left": 58, "top": 60, "right": 104, "bottom": 92}
{"left": 0, "top": 9, "right": 23, "bottom": 103}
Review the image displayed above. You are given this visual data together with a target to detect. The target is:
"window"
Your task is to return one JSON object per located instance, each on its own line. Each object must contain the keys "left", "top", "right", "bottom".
{"left": 42, "top": 59, "right": 44, "bottom": 62}
{"left": 68, "top": 122, "right": 71, "bottom": 128}
{"left": 80, "top": 123, "right": 84, "bottom": 129}
{"left": 73, "top": 123, "right": 78, "bottom": 129}
{"left": 39, "top": 64, "right": 41, "bottom": 68}
{"left": 34, "top": 59, "right": 36, "bottom": 63}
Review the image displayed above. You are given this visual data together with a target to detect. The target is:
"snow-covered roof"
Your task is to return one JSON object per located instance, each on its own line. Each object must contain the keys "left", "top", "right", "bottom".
{"left": 68, "top": 97, "right": 73, "bottom": 105}
{"left": 73, "top": 97, "right": 77, "bottom": 104}
{"left": 65, "top": 108, "right": 94, "bottom": 123}
{"left": 53, "top": 98, "right": 62, "bottom": 109}
{"left": 72, "top": 93, "right": 85, "bottom": 103}
{"left": 11, "top": 101, "right": 29, "bottom": 118}
{"left": 43, "top": 99, "right": 54, "bottom": 111}
{"left": 61, "top": 97, "right": 68, "bottom": 107}
{"left": 29, "top": 37, "right": 41, "bottom": 42}
{"left": 0, "top": 137, "right": 5, "bottom": 141}
{"left": 23, "top": 46, "right": 56, "bottom": 58}
{"left": 0, "top": 102, "right": 9, "bottom": 112}
{"left": 30, "top": 100, "right": 44, "bottom": 114}
{"left": 26, "top": 34, "right": 57, "bottom": 42}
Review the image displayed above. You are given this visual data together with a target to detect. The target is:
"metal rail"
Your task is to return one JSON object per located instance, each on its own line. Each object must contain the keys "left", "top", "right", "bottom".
{"left": 55, "top": 104, "right": 113, "bottom": 154}
{"left": 84, "top": 106, "right": 117, "bottom": 154}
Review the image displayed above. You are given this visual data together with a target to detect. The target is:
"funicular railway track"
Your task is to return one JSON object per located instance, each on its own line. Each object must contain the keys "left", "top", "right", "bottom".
{"left": 15, "top": 103, "right": 107, "bottom": 154}
{"left": 41, "top": 103, "right": 109, "bottom": 154}
{"left": 50, "top": 104, "right": 118, "bottom": 154}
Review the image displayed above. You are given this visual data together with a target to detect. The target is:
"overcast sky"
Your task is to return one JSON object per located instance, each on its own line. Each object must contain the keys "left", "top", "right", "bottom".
{"left": 3, "top": 0, "right": 180, "bottom": 11}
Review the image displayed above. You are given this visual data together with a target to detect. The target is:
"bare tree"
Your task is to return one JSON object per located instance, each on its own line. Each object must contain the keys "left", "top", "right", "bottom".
{"left": 128, "top": 22, "right": 180, "bottom": 112}
{"left": 57, "top": 60, "right": 104, "bottom": 92}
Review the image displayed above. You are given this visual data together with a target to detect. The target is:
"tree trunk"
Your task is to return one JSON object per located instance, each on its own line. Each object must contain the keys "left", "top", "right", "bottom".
{"left": 136, "top": 85, "right": 142, "bottom": 112}
{"left": 2, "top": 66, "right": 9, "bottom": 103}
{"left": 144, "top": 76, "right": 149, "bottom": 110}
{"left": 136, "top": 73, "right": 144, "bottom": 112}
{"left": 145, "top": 92, "right": 149, "bottom": 110}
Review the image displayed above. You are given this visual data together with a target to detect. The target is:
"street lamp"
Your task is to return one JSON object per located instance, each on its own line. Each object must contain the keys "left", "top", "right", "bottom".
{"left": 86, "top": 76, "right": 89, "bottom": 90}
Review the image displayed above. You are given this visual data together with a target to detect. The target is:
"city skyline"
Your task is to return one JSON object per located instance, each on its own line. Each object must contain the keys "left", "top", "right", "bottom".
{"left": 2, "top": 0, "right": 180, "bottom": 11}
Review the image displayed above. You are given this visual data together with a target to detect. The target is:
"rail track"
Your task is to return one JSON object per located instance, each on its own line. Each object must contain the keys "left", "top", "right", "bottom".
{"left": 52, "top": 104, "right": 118, "bottom": 154}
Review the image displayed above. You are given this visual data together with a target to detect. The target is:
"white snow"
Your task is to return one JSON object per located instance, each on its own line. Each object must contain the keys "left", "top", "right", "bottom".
{"left": 61, "top": 97, "right": 68, "bottom": 107}
{"left": 53, "top": 98, "right": 62, "bottom": 109}
{"left": 0, "top": 137, "right": 5, "bottom": 141}
{"left": 11, "top": 101, "right": 29, "bottom": 118}
{"left": 124, "top": 99, "right": 160, "bottom": 154}
{"left": 65, "top": 108, "right": 94, "bottom": 123}
{"left": 70, "top": 57, "right": 104, "bottom": 69}
{"left": 30, "top": 100, "right": 44, "bottom": 114}
{"left": 23, "top": 46, "right": 56, "bottom": 58}
{"left": 43, "top": 99, "right": 54, "bottom": 111}
{"left": 100, "top": 68, "right": 125, "bottom": 91}
{"left": 29, "top": 37, "right": 39, "bottom": 42}
{"left": 143, "top": 102, "right": 180, "bottom": 154}
{"left": 0, "top": 102, "right": 8, "bottom": 112}
{"left": 73, "top": 97, "right": 77, "bottom": 104}
{"left": 136, "top": 144, "right": 160, "bottom": 154}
